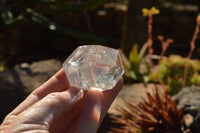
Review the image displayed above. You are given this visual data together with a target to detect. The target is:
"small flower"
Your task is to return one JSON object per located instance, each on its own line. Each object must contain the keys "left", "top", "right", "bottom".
{"left": 142, "top": 7, "right": 160, "bottom": 16}
{"left": 151, "top": 7, "right": 160, "bottom": 14}
{"left": 196, "top": 15, "right": 200, "bottom": 24}
{"left": 167, "top": 38, "right": 174, "bottom": 44}
{"left": 157, "top": 35, "right": 164, "bottom": 41}
{"left": 142, "top": 8, "right": 148, "bottom": 16}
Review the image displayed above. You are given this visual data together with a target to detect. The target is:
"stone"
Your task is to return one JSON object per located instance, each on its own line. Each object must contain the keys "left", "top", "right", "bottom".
{"left": 0, "top": 59, "right": 62, "bottom": 122}
{"left": 173, "top": 86, "right": 200, "bottom": 132}
{"left": 63, "top": 45, "right": 124, "bottom": 91}
{"left": 184, "top": 114, "right": 194, "bottom": 128}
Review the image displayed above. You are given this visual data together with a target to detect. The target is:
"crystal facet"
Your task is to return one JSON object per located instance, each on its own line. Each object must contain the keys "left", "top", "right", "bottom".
{"left": 63, "top": 45, "right": 124, "bottom": 91}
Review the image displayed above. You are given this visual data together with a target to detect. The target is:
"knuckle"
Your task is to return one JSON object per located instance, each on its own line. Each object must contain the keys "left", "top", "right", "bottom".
{"left": 45, "top": 92, "right": 70, "bottom": 108}
{"left": 45, "top": 93, "right": 61, "bottom": 107}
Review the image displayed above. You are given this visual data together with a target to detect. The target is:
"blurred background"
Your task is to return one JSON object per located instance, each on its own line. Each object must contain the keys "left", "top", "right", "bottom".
{"left": 0, "top": 0, "right": 200, "bottom": 132}
{"left": 0, "top": 0, "right": 200, "bottom": 68}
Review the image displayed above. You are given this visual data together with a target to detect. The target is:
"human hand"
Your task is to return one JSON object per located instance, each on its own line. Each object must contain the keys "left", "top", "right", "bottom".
{"left": 0, "top": 68, "right": 123, "bottom": 133}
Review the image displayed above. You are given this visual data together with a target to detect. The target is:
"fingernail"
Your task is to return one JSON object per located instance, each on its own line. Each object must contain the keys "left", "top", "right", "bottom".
{"left": 68, "top": 88, "right": 84, "bottom": 103}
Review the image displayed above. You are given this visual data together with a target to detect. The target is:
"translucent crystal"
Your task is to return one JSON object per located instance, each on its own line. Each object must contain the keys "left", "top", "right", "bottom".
{"left": 63, "top": 45, "right": 124, "bottom": 91}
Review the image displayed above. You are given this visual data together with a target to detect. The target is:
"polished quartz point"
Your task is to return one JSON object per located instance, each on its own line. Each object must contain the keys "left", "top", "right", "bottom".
{"left": 63, "top": 45, "right": 124, "bottom": 91}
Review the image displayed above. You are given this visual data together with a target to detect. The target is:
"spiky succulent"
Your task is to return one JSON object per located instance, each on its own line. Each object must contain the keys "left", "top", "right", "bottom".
{"left": 111, "top": 85, "right": 184, "bottom": 133}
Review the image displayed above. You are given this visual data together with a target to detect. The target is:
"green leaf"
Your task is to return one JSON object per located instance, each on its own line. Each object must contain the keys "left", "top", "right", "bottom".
{"left": 138, "top": 42, "right": 148, "bottom": 60}
{"left": 23, "top": 8, "right": 107, "bottom": 43}
{"left": 130, "top": 70, "right": 137, "bottom": 80}
{"left": 24, "top": 8, "right": 50, "bottom": 25}
{"left": 0, "top": 4, "right": 13, "bottom": 25}
{"left": 0, "top": 64, "right": 6, "bottom": 72}
{"left": 0, "top": 3, "right": 23, "bottom": 25}
{"left": 143, "top": 75, "right": 149, "bottom": 83}
{"left": 129, "top": 45, "right": 140, "bottom": 74}
{"left": 119, "top": 49, "right": 131, "bottom": 71}
{"left": 129, "top": 45, "right": 139, "bottom": 63}
{"left": 144, "top": 59, "right": 151, "bottom": 75}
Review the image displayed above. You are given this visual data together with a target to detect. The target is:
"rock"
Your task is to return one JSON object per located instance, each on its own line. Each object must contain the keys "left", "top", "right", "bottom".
{"left": 184, "top": 114, "right": 194, "bottom": 128}
{"left": 173, "top": 86, "right": 200, "bottom": 132}
{"left": 0, "top": 59, "right": 62, "bottom": 122}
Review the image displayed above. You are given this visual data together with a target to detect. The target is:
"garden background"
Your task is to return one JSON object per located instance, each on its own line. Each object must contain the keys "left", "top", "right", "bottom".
{"left": 1, "top": 0, "right": 200, "bottom": 132}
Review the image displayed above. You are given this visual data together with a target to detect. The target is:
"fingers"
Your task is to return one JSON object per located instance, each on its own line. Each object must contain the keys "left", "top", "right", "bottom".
{"left": 32, "top": 68, "right": 69, "bottom": 98}
{"left": 76, "top": 78, "right": 123, "bottom": 133}
{"left": 50, "top": 101, "right": 83, "bottom": 133}
{"left": 100, "top": 78, "right": 123, "bottom": 124}
{"left": 32, "top": 88, "right": 83, "bottom": 120}
{"left": 76, "top": 89, "right": 103, "bottom": 133}
{"left": 6, "top": 68, "right": 123, "bottom": 133}
{"left": 10, "top": 68, "right": 69, "bottom": 115}
{"left": 9, "top": 88, "right": 84, "bottom": 132}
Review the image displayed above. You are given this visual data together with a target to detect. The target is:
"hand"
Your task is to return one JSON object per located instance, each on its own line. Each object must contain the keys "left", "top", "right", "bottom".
{"left": 0, "top": 68, "right": 123, "bottom": 133}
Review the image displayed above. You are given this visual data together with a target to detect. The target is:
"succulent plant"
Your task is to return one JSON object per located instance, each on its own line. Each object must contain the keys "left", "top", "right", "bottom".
{"left": 111, "top": 85, "right": 184, "bottom": 133}
{"left": 150, "top": 55, "right": 200, "bottom": 95}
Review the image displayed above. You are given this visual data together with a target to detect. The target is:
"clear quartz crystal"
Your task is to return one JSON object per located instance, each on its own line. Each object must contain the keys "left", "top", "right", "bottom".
{"left": 63, "top": 45, "right": 124, "bottom": 91}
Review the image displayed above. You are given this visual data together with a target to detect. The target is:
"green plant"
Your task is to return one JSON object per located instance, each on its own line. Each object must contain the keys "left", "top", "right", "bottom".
{"left": 0, "top": 0, "right": 109, "bottom": 70}
{"left": 112, "top": 85, "right": 184, "bottom": 133}
{"left": 120, "top": 7, "right": 159, "bottom": 83}
{"left": 150, "top": 55, "right": 200, "bottom": 95}
{"left": 149, "top": 15, "right": 200, "bottom": 95}
{"left": 0, "top": 0, "right": 107, "bottom": 43}
{"left": 183, "top": 15, "right": 200, "bottom": 86}
{"left": 120, "top": 44, "right": 150, "bottom": 83}
{"left": 122, "top": 8, "right": 200, "bottom": 96}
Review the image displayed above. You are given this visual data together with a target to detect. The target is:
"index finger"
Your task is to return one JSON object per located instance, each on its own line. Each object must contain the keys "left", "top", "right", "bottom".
{"left": 10, "top": 68, "right": 70, "bottom": 115}
{"left": 32, "top": 68, "right": 69, "bottom": 98}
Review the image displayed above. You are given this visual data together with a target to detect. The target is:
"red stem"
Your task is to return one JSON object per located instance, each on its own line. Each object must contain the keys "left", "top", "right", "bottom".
{"left": 183, "top": 22, "right": 200, "bottom": 86}
{"left": 148, "top": 15, "right": 153, "bottom": 73}
{"left": 158, "top": 38, "right": 171, "bottom": 65}
{"left": 187, "top": 23, "right": 199, "bottom": 58}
